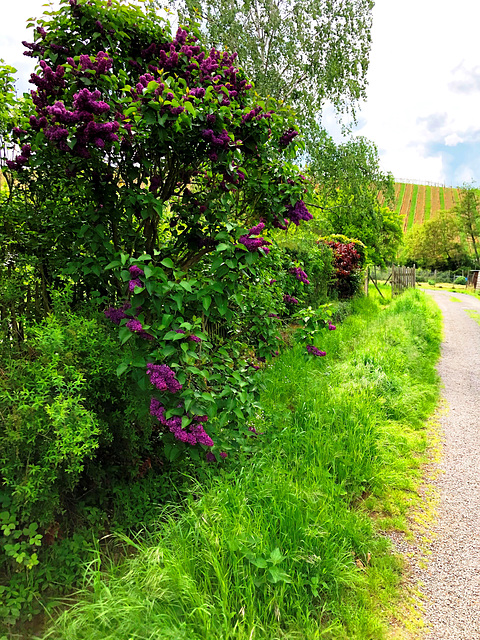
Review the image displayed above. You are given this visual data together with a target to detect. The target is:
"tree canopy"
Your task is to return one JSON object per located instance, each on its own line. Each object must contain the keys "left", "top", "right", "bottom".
{"left": 173, "top": 0, "right": 374, "bottom": 120}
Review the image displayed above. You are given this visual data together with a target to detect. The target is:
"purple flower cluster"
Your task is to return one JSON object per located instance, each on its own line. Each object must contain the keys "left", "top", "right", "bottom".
{"left": 247, "top": 221, "right": 265, "bottom": 236}
{"left": 104, "top": 304, "right": 129, "bottom": 325}
{"left": 67, "top": 51, "right": 113, "bottom": 77}
{"left": 328, "top": 322, "right": 336, "bottom": 331}
{"left": 28, "top": 62, "right": 66, "bottom": 113}
{"left": 128, "top": 278, "right": 143, "bottom": 292}
{"left": 126, "top": 319, "right": 143, "bottom": 332}
{"left": 290, "top": 267, "right": 310, "bottom": 285}
{"left": 22, "top": 39, "right": 46, "bottom": 58}
{"left": 239, "top": 221, "right": 271, "bottom": 254}
{"left": 307, "top": 345, "right": 326, "bottom": 357}
{"left": 28, "top": 58, "right": 120, "bottom": 156}
{"left": 201, "top": 128, "right": 233, "bottom": 151}
{"left": 241, "top": 105, "right": 274, "bottom": 123}
{"left": 150, "top": 398, "right": 214, "bottom": 446}
{"left": 146, "top": 363, "right": 183, "bottom": 393}
{"left": 127, "top": 265, "right": 144, "bottom": 292}
{"left": 133, "top": 27, "right": 251, "bottom": 105}
{"left": 206, "top": 451, "right": 227, "bottom": 462}
{"left": 189, "top": 335, "right": 202, "bottom": 343}
{"left": 283, "top": 294, "right": 299, "bottom": 305}
{"left": 5, "top": 144, "right": 32, "bottom": 172}
{"left": 268, "top": 313, "right": 280, "bottom": 318}
{"left": 284, "top": 200, "right": 313, "bottom": 226}
{"left": 128, "top": 265, "right": 144, "bottom": 278}
{"left": 279, "top": 127, "right": 299, "bottom": 148}
{"left": 104, "top": 303, "right": 153, "bottom": 340}
{"left": 272, "top": 217, "right": 289, "bottom": 230}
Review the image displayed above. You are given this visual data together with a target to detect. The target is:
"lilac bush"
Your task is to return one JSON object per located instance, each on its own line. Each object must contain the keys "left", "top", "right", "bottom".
{"left": 2, "top": 0, "right": 334, "bottom": 461}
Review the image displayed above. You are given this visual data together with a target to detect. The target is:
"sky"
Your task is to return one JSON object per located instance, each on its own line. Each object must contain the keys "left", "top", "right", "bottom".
{"left": 1, "top": 0, "right": 479, "bottom": 187}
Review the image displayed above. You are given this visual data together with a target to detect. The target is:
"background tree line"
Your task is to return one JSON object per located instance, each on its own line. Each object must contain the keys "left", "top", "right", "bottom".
{"left": 401, "top": 183, "right": 480, "bottom": 271}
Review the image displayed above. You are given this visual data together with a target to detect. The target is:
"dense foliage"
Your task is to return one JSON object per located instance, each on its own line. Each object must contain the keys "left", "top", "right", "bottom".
{"left": 401, "top": 209, "right": 469, "bottom": 270}
{"left": 38, "top": 289, "right": 442, "bottom": 640}
{"left": 0, "top": 0, "right": 405, "bottom": 628}
{"left": 0, "top": 0, "right": 341, "bottom": 623}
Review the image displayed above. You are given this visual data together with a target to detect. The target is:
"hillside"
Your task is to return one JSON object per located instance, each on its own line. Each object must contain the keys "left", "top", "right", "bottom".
{"left": 385, "top": 182, "right": 460, "bottom": 232}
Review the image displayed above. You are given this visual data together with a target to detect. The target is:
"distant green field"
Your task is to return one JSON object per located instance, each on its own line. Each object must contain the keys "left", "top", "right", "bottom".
{"left": 392, "top": 183, "right": 460, "bottom": 231}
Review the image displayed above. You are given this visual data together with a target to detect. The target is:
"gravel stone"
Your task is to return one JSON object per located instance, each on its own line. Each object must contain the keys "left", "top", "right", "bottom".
{"left": 393, "top": 290, "right": 480, "bottom": 639}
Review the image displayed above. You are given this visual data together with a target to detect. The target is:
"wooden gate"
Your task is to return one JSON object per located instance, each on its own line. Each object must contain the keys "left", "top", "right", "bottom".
{"left": 391, "top": 264, "right": 416, "bottom": 296}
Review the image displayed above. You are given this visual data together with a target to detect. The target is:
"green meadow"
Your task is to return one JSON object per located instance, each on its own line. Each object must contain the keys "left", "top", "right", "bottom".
{"left": 42, "top": 289, "right": 441, "bottom": 640}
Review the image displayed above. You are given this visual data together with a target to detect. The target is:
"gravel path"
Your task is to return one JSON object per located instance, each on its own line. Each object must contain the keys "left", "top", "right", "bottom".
{"left": 407, "top": 290, "right": 480, "bottom": 638}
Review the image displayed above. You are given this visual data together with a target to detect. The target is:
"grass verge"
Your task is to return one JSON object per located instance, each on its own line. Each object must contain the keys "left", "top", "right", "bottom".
{"left": 40, "top": 290, "right": 442, "bottom": 640}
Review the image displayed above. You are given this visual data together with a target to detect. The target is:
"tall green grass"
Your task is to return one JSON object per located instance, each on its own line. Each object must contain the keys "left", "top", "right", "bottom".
{"left": 41, "top": 290, "right": 441, "bottom": 640}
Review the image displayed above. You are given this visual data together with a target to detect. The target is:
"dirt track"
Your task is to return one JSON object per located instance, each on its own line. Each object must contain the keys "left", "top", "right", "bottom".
{"left": 413, "top": 290, "right": 480, "bottom": 638}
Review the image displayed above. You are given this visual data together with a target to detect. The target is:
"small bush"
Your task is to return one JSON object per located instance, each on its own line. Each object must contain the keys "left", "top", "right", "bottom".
{"left": 454, "top": 276, "right": 467, "bottom": 285}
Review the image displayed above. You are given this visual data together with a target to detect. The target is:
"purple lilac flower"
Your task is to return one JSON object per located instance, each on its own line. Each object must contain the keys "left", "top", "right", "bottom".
{"left": 146, "top": 363, "right": 183, "bottom": 393}
{"left": 150, "top": 398, "right": 213, "bottom": 446}
{"left": 248, "top": 426, "right": 257, "bottom": 435}
{"left": 128, "top": 265, "right": 144, "bottom": 278}
{"left": 306, "top": 345, "right": 326, "bottom": 357}
{"left": 188, "top": 335, "right": 201, "bottom": 343}
{"left": 279, "top": 127, "right": 299, "bottom": 148}
{"left": 269, "top": 279, "right": 277, "bottom": 285}
{"left": 206, "top": 452, "right": 216, "bottom": 462}
{"left": 104, "top": 306, "right": 127, "bottom": 325}
{"left": 268, "top": 313, "right": 279, "bottom": 318}
{"left": 285, "top": 200, "right": 313, "bottom": 226}
{"left": 247, "top": 221, "right": 265, "bottom": 236}
{"left": 290, "top": 267, "right": 310, "bottom": 285}
{"left": 126, "top": 319, "right": 143, "bottom": 332}
{"left": 219, "top": 451, "right": 227, "bottom": 459}
{"left": 128, "top": 278, "right": 143, "bottom": 292}
{"left": 283, "top": 294, "right": 299, "bottom": 305}
{"left": 175, "top": 329, "right": 186, "bottom": 334}
{"left": 328, "top": 322, "right": 336, "bottom": 331}
{"left": 238, "top": 235, "right": 271, "bottom": 253}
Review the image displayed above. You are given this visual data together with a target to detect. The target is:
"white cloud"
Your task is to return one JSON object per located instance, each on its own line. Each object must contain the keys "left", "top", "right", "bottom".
{"left": 445, "top": 133, "right": 464, "bottom": 147}
{"left": 0, "top": 1, "right": 60, "bottom": 93}
{"left": 348, "top": 0, "right": 480, "bottom": 186}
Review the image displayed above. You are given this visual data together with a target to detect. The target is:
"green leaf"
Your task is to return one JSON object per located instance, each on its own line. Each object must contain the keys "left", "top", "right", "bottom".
{"left": 202, "top": 295, "right": 212, "bottom": 312}
{"left": 119, "top": 327, "right": 133, "bottom": 344}
{"left": 247, "top": 555, "right": 268, "bottom": 569}
{"left": 172, "top": 293, "right": 183, "bottom": 310}
{"left": 184, "top": 101, "right": 196, "bottom": 116}
{"left": 269, "top": 548, "right": 285, "bottom": 565}
{"left": 116, "top": 362, "right": 129, "bottom": 376}
{"left": 105, "top": 260, "right": 122, "bottom": 270}
{"left": 161, "top": 258, "right": 175, "bottom": 268}
{"left": 179, "top": 280, "right": 192, "bottom": 292}
{"left": 216, "top": 243, "right": 230, "bottom": 252}
{"left": 267, "top": 567, "right": 291, "bottom": 584}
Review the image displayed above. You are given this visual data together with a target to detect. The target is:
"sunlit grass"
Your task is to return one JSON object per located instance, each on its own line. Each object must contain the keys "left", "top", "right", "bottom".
{"left": 41, "top": 290, "right": 442, "bottom": 640}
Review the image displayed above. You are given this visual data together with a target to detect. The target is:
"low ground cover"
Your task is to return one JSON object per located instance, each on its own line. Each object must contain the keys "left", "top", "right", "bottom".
{"left": 40, "top": 289, "right": 441, "bottom": 640}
